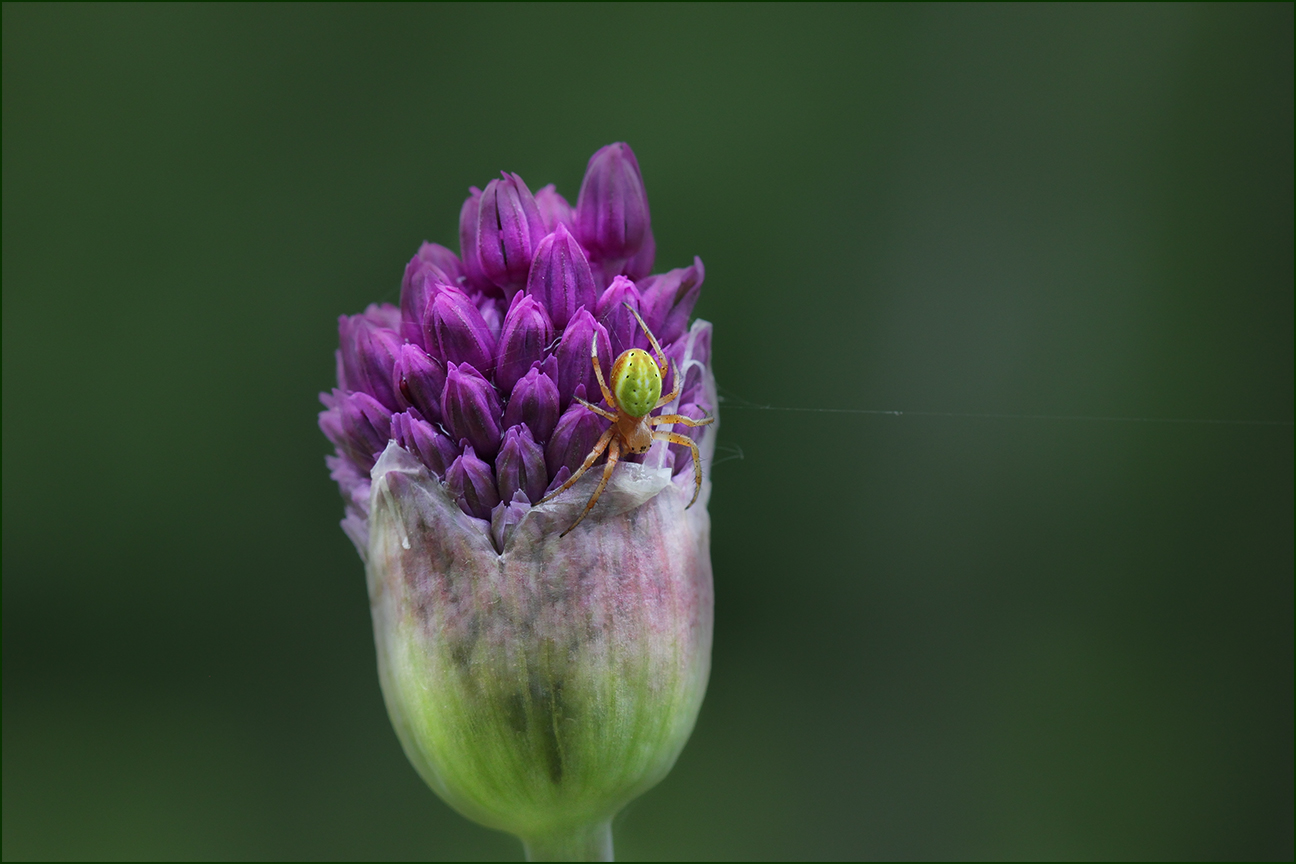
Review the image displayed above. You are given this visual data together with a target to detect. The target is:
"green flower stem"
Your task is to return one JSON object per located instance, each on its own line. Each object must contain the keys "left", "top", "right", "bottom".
{"left": 521, "top": 820, "right": 614, "bottom": 862}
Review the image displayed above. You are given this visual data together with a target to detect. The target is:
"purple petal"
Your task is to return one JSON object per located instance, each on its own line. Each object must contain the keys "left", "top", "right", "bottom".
{"left": 441, "top": 362, "right": 504, "bottom": 460}
{"left": 391, "top": 409, "right": 459, "bottom": 477}
{"left": 477, "top": 172, "right": 547, "bottom": 297}
{"left": 502, "top": 360, "right": 561, "bottom": 444}
{"left": 524, "top": 223, "right": 597, "bottom": 331}
{"left": 338, "top": 315, "right": 404, "bottom": 410}
{"left": 495, "top": 293, "right": 555, "bottom": 396}
{"left": 318, "top": 388, "right": 392, "bottom": 472}
{"left": 554, "top": 307, "right": 612, "bottom": 408}
{"left": 545, "top": 400, "right": 609, "bottom": 479}
{"left": 575, "top": 142, "right": 651, "bottom": 265}
{"left": 534, "top": 183, "right": 574, "bottom": 234}
{"left": 392, "top": 344, "right": 447, "bottom": 423}
{"left": 496, "top": 424, "right": 549, "bottom": 505}
{"left": 445, "top": 445, "right": 499, "bottom": 520}
{"left": 639, "top": 256, "right": 704, "bottom": 344}
{"left": 425, "top": 286, "right": 498, "bottom": 378}
{"left": 595, "top": 275, "right": 644, "bottom": 359}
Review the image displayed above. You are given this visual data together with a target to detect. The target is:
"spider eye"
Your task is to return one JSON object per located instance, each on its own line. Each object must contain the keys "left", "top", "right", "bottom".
{"left": 610, "top": 349, "right": 662, "bottom": 418}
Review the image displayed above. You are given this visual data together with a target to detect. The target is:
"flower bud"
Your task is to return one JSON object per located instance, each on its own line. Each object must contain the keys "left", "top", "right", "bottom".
{"left": 534, "top": 183, "right": 574, "bottom": 233}
{"left": 441, "top": 362, "right": 504, "bottom": 460}
{"left": 318, "top": 388, "right": 392, "bottom": 472}
{"left": 546, "top": 399, "right": 608, "bottom": 479}
{"left": 638, "top": 256, "right": 704, "bottom": 346}
{"left": 489, "top": 491, "right": 531, "bottom": 554}
{"left": 338, "top": 314, "right": 404, "bottom": 410}
{"left": 595, "top": 275, "right": 644, "bottom": 360}
{"left": 575, "top": 142, "right": 651, "bottom": 265}
{"left": 417, "top": 241, "right": 464, "bottom": 287}
{"left": 444, "top": 445, "right": 499, "bottom": 520}
{"left": 665, "top": 402, "right": 708, "bottom": 477}
{"left": 366, "top": 441, "right": 713, "bottom": 856}
{"left": 391, "top": 409, "right": 459, "bottom": 477}
{"left": 477, "top": 172, "right": 546, "bottom": 296}
{"left": 524, "top": 222, "right": 598, "bottom": 331}
{"left": 554, "top": 307, "right": 611, "bottom": 408}
{"left": 458, "top": 187, "right": 492, "bottom": 293}
{"left": 495, "top": 293, "right": 554, "bottom": 396}
{"left": 496, "top": 424, "right": 548, "bottom": 505}
{"left": 392, "top": 344, "right": 447, "bottom": 423}
{"left": 424, "top": 286, "right": 498, "bottom": 379}
{"left": 502, "top": 359, "right": 560, "bottom": 445}
{"left": 624, "top": 225, "right": 656, "bottom": 282}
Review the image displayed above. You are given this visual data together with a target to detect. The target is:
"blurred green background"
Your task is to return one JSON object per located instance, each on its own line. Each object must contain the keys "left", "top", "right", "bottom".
{"left": 3, "top": 3, "right": 1291, "bottom": 860}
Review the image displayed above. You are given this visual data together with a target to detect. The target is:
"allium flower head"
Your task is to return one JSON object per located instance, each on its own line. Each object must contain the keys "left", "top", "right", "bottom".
{"left": 319, "top": 143, "right": 717, "bottom": 860}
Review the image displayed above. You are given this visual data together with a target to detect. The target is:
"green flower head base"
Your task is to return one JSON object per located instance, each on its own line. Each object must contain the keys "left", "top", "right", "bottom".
{"left": 319, "top": 144, "right": 717, "bottom": 861}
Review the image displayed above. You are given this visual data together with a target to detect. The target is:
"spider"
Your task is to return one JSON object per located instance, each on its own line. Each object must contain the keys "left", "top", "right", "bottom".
{"left": 540, "top": 304, "right": 714, "bottom": 537}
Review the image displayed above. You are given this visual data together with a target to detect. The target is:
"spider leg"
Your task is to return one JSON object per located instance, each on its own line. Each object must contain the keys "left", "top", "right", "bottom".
{"left": 574, "top": 395, "right": 617, "bottom": 421}
{"left": 590, "top": 333, "right": 617, "bottom": 407}
{"left": 559, "top": 437, "right": 621, "bottom": 538}
{"left": 653, "top": 430, "right": 705, "bottom": 509}
{"left": 649, "top": 411, "right": 715, "bottom": 428}
{"left": 625, "top": 302, "right": 667, "bottom": 370}
{"left": 653, "top": 365, "right": 682, "bottom": 410}
{"left": 537, "top": 425, "right": 614, "bottom": 505}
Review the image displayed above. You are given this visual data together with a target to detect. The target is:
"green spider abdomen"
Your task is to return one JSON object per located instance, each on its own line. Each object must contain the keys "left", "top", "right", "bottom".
{"left": 610, "top": 348, "right": 662, "bottom": 418}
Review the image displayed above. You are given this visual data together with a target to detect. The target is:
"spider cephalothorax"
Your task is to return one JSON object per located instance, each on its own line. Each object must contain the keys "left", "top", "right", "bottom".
{"left": 540, "top": 304, "right": 713, "bottom": 536}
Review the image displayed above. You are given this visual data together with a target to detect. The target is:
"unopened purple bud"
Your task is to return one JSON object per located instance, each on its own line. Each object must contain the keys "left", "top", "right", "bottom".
{"left": 496, "top": 424, "right": 548, "bottom": 505}
{"left": 525, "top": 222, "right": 598, "bottom": 331}
{"left": 441, "top": 362, "right": 503, "bottom": 459}
{"left": 458, "top": 187, "right": 492, "bottom": 292}
{"left": 534, "top": 183, "right": 574, "bottom": 233}
{"left": 502, "top": 360, "right": 560, "bottom": 444}
{"left": 639, "top": 256, "right": 705, "bottom": 345}
{"left": 445, "top": 445, "right": 499, "bottom": 521}
{"left": 338, "top": 315, "right": 404, "bottom": 410}
{"left": 318, "top": 388, "right": 392, "bottom": 472}
{"left": 624, "top": 225, "right": 656, "bottom": 281}
{"left": 477, "top": 172, "right": 546, "bottom": 295}
{"left": 400, "top": 256, "right": 440, "bottom": 348}
{"left": 546, "top": 400, "right": 609, "bottom": 479}
{"left": 575, "top": 142, "right": 651, "bottom": 265}
{"left": 425, "top": 286, "right": 498, "bottom": 378}
{"left": 495, "top": 293, "right": 555, "bottom": 395}
{"left": 476, "top": 294, "right": 503, "bottom": 342}
{"left": 417, "top": 241, "right": 464, "bottom": 287}
{"left": 391, "top": 409, "right": 459, "bottom": 477}
{"left": 595, "top": 275, "right": 644, "bottom": 359}
{"left": 489, "top": 491, "right": 531, "bottom": 554}
{"left": 554, "top": 307, "right": 611, "bottom": 408}
{"left": 392, "top": 344, "right": 447, "bottom": 423}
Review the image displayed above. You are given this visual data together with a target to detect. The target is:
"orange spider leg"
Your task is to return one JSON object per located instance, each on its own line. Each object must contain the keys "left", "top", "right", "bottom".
{"left": 625, "top": 303, "right": 668, "bottom": 369}
{"left": 652, "top": 430, "right": 706, "bottom": 509}
{"left": 574, "top": 395, "right": 617, "bottom": 421}
{"left": 538, "top": 425, "right": 615, "bottom": 506}
{"left": 654, "top": 365, "right": 683, "bottom": 410}
{"left": 559, "top": 437, "right": 622, "bottom": 537}
{"left": 649, "top": 412, "right": 715, "bottom": 429}
{"left": 590, "top": 333, "right": 617, "bottom": 407}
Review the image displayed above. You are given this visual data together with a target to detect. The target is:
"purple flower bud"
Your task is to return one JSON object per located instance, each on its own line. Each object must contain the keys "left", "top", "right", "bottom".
{"left": 496, "top": 424, "right": 548, "bottom": 505}
{"left": 417, "top": 241, "right": 464, "bottom": 287}
{"left": 575, "top": 142, "right": 651, "bottom": 266}
{"left": 445, "top": 445, "right": 499, "bottom": 520}
{"left": 318, "top": 388, "right": 392, "bottom": 472}
{"left": 595, "top": 275, "right": 644, "bottom": 359}
{"left": 391, "top": 409, "right": 459, "bottom": 477}
{"left": 392, "top": 344, "right": 447, "bottom": 423}
{"left": 639, "top": 256, "right": 705, "bottom": 345}
{"left": 441, "top": 362, "right": 503, "bottom": 459}
{"left": 476, "top": 293, "right": 503, "bottom": 341}
{"left": 525, "top": 222, "right": 598, "bottom": 331}
{"left": 458, "top": 187, "right": 496, "bottom": 294}
{"left": 554, "top": 307, "right": 611, "bottom": 408}
{"left": 534, "top": 183, "right": 574, "bottom": 234}
{"left": 424, "top": 286, "right": 498, "bottom": 378}
{"left": 546, "top": 400, "right": 609, "bottom": 479}
{"left": 489, "top": 491, "right": 531, "bottom": 554}
{"left": 495, "top": 293, "right": 554, "bottom": 395}
{"left": 502, "top": 359, "right": 560, "bottom": 444}
{"left": 338, "top": 315, "right": 404, "bottom": 410}
{"left": 477, "top": 172, "right": 546, "bottom": 296}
